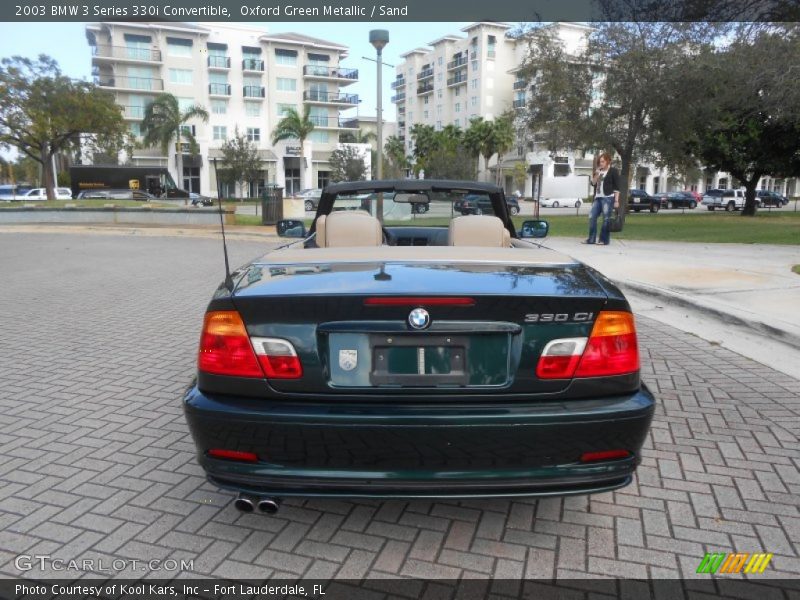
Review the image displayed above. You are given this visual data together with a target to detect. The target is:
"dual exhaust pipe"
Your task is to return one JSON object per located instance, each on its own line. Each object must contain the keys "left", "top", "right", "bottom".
{"left": 233, "top": 493, "right": 280, "bottom": 514}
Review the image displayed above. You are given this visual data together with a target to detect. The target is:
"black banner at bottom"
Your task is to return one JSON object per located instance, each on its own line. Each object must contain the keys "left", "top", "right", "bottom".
{"left": 2, "top": 578, "right": 800, "bottom": 600}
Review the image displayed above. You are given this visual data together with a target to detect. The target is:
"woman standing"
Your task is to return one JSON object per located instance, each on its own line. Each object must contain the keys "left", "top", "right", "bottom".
{"left": 584, "top": 152, "right": 620, "bottom": 245}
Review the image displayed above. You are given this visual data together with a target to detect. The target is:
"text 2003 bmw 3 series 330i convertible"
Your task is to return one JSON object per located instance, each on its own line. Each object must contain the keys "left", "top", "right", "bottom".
{"left": 183, "top": 180, "right": 655, "bottom": 512}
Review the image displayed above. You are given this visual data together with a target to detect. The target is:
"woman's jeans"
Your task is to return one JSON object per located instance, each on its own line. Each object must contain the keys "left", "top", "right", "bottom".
{"left": 588, "top": 196, "right": 614, "bottom": 244}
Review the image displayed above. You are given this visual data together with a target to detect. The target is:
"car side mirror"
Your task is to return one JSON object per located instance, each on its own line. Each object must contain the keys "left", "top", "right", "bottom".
{"left": 276, "top": 219, "right": 307, "bottom": 238}
{"left": 520, "top": 219, "right": 549, "bottom": 239}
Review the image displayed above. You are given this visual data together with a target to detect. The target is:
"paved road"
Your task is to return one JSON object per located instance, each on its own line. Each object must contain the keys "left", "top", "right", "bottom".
{"left": 1, "top": 231, "right": 799, "bottom": 583}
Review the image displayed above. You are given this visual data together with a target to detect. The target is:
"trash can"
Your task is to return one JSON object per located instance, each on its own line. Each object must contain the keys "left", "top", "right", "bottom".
{"left": 261, "top": 186, "right": 283, "bottom": 225}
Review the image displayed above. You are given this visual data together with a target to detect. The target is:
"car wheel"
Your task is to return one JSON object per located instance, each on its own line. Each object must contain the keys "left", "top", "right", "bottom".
{"left": 509, "top": 206, "right": 519, "bottom": 215}
{"left": 552, "top": 201, "right": 559, "bottom": 208}
{"left": 575, "top": 200, "right": 582, "bottom": 209}
{"left": 689, "top": 201, "right": 697, "bottom": 209}
{"left": 667, "top": 201, "right": 674, "bottom": 209}
{"left": 708, "top": 206, "right": 714, "bottom": 211}
{"left": 305, "top": 200, "right": 313, "bottom": 212}
{"left": 474, "top": 207, "right": 483, "bottom": 215}
{"left": 651, "top": 204, "right": 659, "bottom": 213}
{"left": 726, "top": 201, "right": 735, "bottom": 212}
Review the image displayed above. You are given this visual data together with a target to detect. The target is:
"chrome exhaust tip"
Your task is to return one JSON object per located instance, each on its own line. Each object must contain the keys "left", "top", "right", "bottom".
{"left": 257, "top": 498, "right": 281, "bottom": 514}
{"left": 233, "top": 494, "right": 256, "bottom": 512}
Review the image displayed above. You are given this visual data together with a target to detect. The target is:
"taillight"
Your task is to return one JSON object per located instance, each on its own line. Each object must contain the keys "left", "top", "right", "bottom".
{"left": 580, "top": 449, "right": 631, "bottom": 463}
{"left": 575, "top": 311, "right": 639, "bottom": 377}
{"left": 198, "top": 311, "right": 264, "bottom": 378}
{"left": 535, "top": 311, "right": 639, "bottom": 379}
{"left": 251, "top": 337, "right": 303, "bottom": 379}
{"left": 207, "top": 449, "right": 258, "bottom": 463}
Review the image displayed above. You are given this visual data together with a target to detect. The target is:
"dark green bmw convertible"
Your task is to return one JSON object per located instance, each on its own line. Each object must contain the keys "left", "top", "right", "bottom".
{"left": 183, "top": 180, "right": 654, "bottom": 513}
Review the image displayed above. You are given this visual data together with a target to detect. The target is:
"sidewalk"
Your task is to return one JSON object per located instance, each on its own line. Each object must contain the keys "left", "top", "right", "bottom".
{"left": 543, "top": 237, "right": 800, "bottom": 378}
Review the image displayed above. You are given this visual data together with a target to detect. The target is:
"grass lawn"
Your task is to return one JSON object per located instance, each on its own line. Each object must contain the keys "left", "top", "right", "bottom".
{"left": 235, "top": 210, "right": 800, "bottom": 245}
{"left": 519, "top": 211, "right": 800, "bottom": 245}
{"left": 793, "top": 265, "right": 800, "bottom": 275}
{"left": 1, "top": 199, "right": 175, "bottom": 209}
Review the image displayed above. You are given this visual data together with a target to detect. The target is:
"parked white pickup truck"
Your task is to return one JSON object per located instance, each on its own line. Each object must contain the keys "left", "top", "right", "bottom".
{"left": 702, "top": 188, "right": 746, "bottom": 211}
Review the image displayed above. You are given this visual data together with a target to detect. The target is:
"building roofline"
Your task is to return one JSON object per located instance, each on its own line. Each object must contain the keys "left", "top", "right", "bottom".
{"left": 88, "top": 21, "right": 211, "bottom": 35}
{"left": 460, "top": 22, "right": 512, "bottom": 32}
{"left": 427, "top": 35, "right": 464, "bottom": 46}
{"left": 400, "top": 47, "right": 431, "bottom": 58}
{"left": 259, "top": 33, "right": 348, "bottom": 52}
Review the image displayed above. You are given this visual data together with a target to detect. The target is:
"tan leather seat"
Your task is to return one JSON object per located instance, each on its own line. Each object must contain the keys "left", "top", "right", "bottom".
{"left": 316, "top": 210, "right": 383, "bottom": 247}
{"left": 448, "top": 215, "right": 511, "bottom": 247}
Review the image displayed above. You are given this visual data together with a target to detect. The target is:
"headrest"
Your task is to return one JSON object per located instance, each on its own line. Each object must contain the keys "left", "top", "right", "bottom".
{"left": 448, "top": 215, "right": 511, "bottom": 247}
{"left": 316, "top": 210, "right": 382, "bottom": 247}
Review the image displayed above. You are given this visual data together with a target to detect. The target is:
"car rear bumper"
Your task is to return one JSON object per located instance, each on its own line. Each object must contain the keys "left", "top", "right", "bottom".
{"left": 183, "top": 384, "right": 655, "bottom": 499}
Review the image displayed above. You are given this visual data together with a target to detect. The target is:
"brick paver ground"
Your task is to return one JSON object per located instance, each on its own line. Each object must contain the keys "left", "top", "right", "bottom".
{"left": 1, "top": 231, "right": 798, "bottom": 581}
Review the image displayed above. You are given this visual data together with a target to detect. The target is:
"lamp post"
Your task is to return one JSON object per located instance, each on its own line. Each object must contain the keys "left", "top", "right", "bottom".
{"left": 369, "top": 29, "right": 389, "bottom": 222}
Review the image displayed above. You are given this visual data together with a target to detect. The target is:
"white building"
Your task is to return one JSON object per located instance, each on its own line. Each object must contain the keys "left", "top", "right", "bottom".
{"left": 85, "top": 21, "right": 361, "bottom": 197}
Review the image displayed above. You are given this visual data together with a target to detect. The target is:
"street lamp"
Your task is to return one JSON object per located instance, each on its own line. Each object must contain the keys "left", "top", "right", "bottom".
{"left": 369, "top": 29, "right": 389, "bottom": 222}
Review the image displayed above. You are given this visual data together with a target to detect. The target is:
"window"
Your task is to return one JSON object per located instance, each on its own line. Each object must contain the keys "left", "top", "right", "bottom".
{"left": 309, "top": 130, "right": 328, "bottom": 143}
{"left": 277, "top": 103, "right": 296, "bottom": 116}
{"left": 438, "top": 57, "right": 443, "bottom": 66}
{"left": 455, "top": 102, "right": 461, "bottom": 113}
{"left": 437, "top": 89, "right": 443, "bottom": 99}
{"left": 244, "top": 75, "right": 261, "bottom": 87}
{"left": 129, "top": 122, "right": 141, "bottom": 137}
{"left": 246, "top": 127, "right": 261, "bottom": 142}
{"left": 183, "top": 166, "right": 200, "bottom": 194}
{"left": 167, "top": 37, "right": 193, "bottom": 58}
{"left": 437, "top": 73, "right": 443, "bottom": 82}
{"left": 437, "top": 105, "right": 442, "bottom": 115}
{"left": 424, "top": 96, "right": 429, "bottom": 105}
{"left": 177, "top": 97, "right": 195, "bottom": 112}
{"left": 454, "top": 87, "right": 461, "bottom": 97}
{"left": 276, "top": 78, "right": 296, "bottom": 91}
{"left": 209, "top": 72, "right": 227, "bottom": 84}
{"left": 275, "top": 48, "right": 298, "bottom": 66}
{"left": 454, "top": 118, "right": 460, "bottom": 127}
{"left": 246, "top": 103, "right": 261, "bottom": 117}
{"left": 168, "top": 68, "right": 193, "bottom": 85}
{"left": 471, "top": 96, "right": 478, "bottom": 106}
{"left": 471, "top": 79, "right": 478, "bottom": 89}
{"left": 124, "top": 34, "right": 151, "bottom": 61}
{"left": 318, "top": 171, "right": 330, "bottom": 189}
{"left": 211, "top": 99, "right": 227, "bottom": 114}
{"left": 179, "top": 124, "right": 195, "bottom": 137}
{"left": 213, "top": 126, "right": 227, "bottom": 141}
{"left": 472, "top": 60, "right": 479, "bottom": 71}
{"left": 423, "top": 110, "right": 429, "bottom": 119}
{"left": 436, "top": 121, "right": 442, "bottom": 130}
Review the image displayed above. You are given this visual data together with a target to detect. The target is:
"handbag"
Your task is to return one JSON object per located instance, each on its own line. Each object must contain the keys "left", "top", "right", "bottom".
{"left": 608, "top": 206, "right": 623, "bottom": 232}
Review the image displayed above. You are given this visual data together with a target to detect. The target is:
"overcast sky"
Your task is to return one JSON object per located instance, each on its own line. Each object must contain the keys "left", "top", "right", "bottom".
{"left": 0, "top": 21, "right": 480, "bottom": 123}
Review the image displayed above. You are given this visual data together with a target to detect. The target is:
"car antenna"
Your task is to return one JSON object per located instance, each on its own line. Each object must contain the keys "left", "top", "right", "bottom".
{"left": 212, "top": 158, "right": 234, "bottom": 291}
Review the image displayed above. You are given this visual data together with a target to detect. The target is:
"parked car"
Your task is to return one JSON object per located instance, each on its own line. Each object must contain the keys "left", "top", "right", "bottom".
{"left": 702, "top": 188, "right": 746, "bottom": 211}
{"left": 0, "top": 184, "right": 33, "bottom": 200}
{"left": 627, "top": 189, "right": 660, "bottom": 213}
{"left": 298, "top": 189, "right": 323, "bottom": 212}
{"left": 683, "top": 190, "right": 703, "bottom": 205}
{"left": 183, "top": 179, "right": 655, "bottom": 509}
{"left": 757, "top": 190, "right": 788, "bottom": 207}
{"left": 76, "top": 189, "right": 156, "bottom": 201}
{"left": 19, "top": 187, "right": 72, "bottom": 200}
{"left": 657, "top": 191, "right": 697, "bottom": 209}
{"left": 460, "top": 193, "right": 520, "bottom": 215}
{"left": 538, "top": 197, "right": 582, "bottom": 209}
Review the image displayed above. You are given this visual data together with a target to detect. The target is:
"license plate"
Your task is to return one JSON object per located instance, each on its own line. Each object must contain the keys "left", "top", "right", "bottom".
{"left": 370, "top": 335, "right": 468, "bottom": 386}
{"left": 633, "top": 198, "right": 640, "bottom": 203}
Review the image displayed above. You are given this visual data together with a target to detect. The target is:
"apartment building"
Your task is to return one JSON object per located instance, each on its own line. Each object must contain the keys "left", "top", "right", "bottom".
{"left": 86, "top": 21, "right": 360, "bottom": 196}
{"left": 391, "top": 23, "right": 516, "bottom": 163}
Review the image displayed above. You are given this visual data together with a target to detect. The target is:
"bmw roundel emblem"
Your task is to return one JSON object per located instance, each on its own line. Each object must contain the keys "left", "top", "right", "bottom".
{"left": 408, "top": 308, "right": 431, "bottom": 330}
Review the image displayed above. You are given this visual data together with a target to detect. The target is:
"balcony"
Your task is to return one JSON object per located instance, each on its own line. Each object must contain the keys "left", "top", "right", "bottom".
{"left": 447, "top": 56, "right": 467, "bottom": 70}
{"left": 209, "top": 83, "right": 231, "bottom": 96}
{"left": 207, "top": 55, "right": 230, "bottom": 69}
{"left": 417, "top": 83, "right": 434, "bottom": 95}
{"left": 391, "top": 78, "right": 406, "bottom": 89}
{"left": 243, "top": 85, "right": 265, "bottom": 98}
{"left": 309, "top": 115, "right": 358, "bottom": 129}
{"left": 303, "top": 65, "right": 358, "bottom": 85}
{"left": 242, "top": 58, "right": 265, "bottom": 72}
{"left": 397, "top": 106, "right": 406, "bottom": 115}
{"left": 391, "top": 92, "right": 406, "bottom": 103}
{"left": 398, "top": 120, "right": 405, "bottom": 128}
{"left": 447, "top": 74, "right": 467, "bottom": 87}
{"left": 91, "top": 45, "right": 162, "bottom": 63}
{"left": 95, "top": 76, "right": 164, "bottom": 92}
{"left": 513, "top": 99, "right": 526, "bottom": 109}
{"left": 513, "top": 80, "right": 528, "bottom": 90}
{"left": 416, "top": 68, "right": 434, "bottom": 81}
{"left": 303, "top": 90, "right": 359, "bottom": 106}
{"left": 121, "top": 105, "right": 147, "bottom": 120}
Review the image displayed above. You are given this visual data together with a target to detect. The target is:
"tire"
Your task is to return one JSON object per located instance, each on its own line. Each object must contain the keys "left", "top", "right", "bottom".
{"left": 474, "top": 207, "right": 483, "bottom": 215}
{"left": 509, "top": 206, "right": 519, "bottom": 215}
{"left": 689, "top": 201, "right": 697, "bottom": 209}
{"left": 575, "top": 200, "right": 582, "bottom": 209}
{"left": 667, "top": 201, "right": 674, "bottom": 209}
{"left": 552, "top": 201, "right": 559, "bottom": 208}
{"left": 650, "top": 204, "right": 659, "bottom": 213}
{"left": 726, "top": 201, "right": 735, "bottom": 212}
{"left": 708, "top": 206, "right": 714, "bottom": 211}
{"left": 304, "top": 200, "right": 313, "bottom": 212}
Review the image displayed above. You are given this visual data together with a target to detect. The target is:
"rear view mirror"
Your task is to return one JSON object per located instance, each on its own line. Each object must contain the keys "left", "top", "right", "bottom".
{"left": 393, "top": 193, "right": 429, "bottom": 205}
{"left": 276, "top": 219, "right": 307, "bottom": 238}
{"left": 520, "top": 220, "right": 549, "bottom": 239}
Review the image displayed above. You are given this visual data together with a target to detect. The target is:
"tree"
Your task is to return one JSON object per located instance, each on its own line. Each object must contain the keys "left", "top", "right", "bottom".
{"left": 656, "top": 25, "right": 800, "bottom": 215}
{"left": 422, "top": 146, "right": 477, "bottom": 180}
{"left": 512, "top": 162, "right": 528, "bottom": 194}
{"left": 329, "top": 145, "right": 367, "bottom": 182}
{"left": 408, "top": 124, "right": 438, "bottom": 175}
{"left": 515, "top": 21, "right": 716, "bottom": 220}
{"left": 141, "top": 93, "right": 208, "bottom": 197}
{"left": 0, "top": 55, "right": 128, "bottom": 200}
{"left": 383, "top": 135, "right": 408, "bottom": 178}
{"left": 488, "top": 112, "right": 516, "bottom": 186}
{"left": 339, "top": 128, "right": 377, "bottom": 144}
{"left": 220, "top": 127, "right": 262, "bottom": 199}
{"left": 271, "top": 106, "right": 315, "bottom": 191}
{"left": 463, "top": 117, "right": 495, "bottom": 181}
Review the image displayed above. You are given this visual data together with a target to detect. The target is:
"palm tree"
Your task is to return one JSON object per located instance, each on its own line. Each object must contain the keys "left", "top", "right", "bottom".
{"left": 489, "top": 112, "right": 516, "bottom": 186}
{"left": 463, "top": 117, "right": 494, "bottom": 182}
{"left": 271, "top": 106, "right": 315, "bottom": 194}
{"left": 339, "top": 128, "right": 377, "bottom": 144}
{"left": 141, "top": 93, "right": 208, "bottom": 197}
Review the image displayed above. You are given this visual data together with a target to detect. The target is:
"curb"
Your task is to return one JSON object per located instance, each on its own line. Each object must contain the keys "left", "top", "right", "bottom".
{"left": 618, "top": 279, "right": 800, "bottom": 352}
